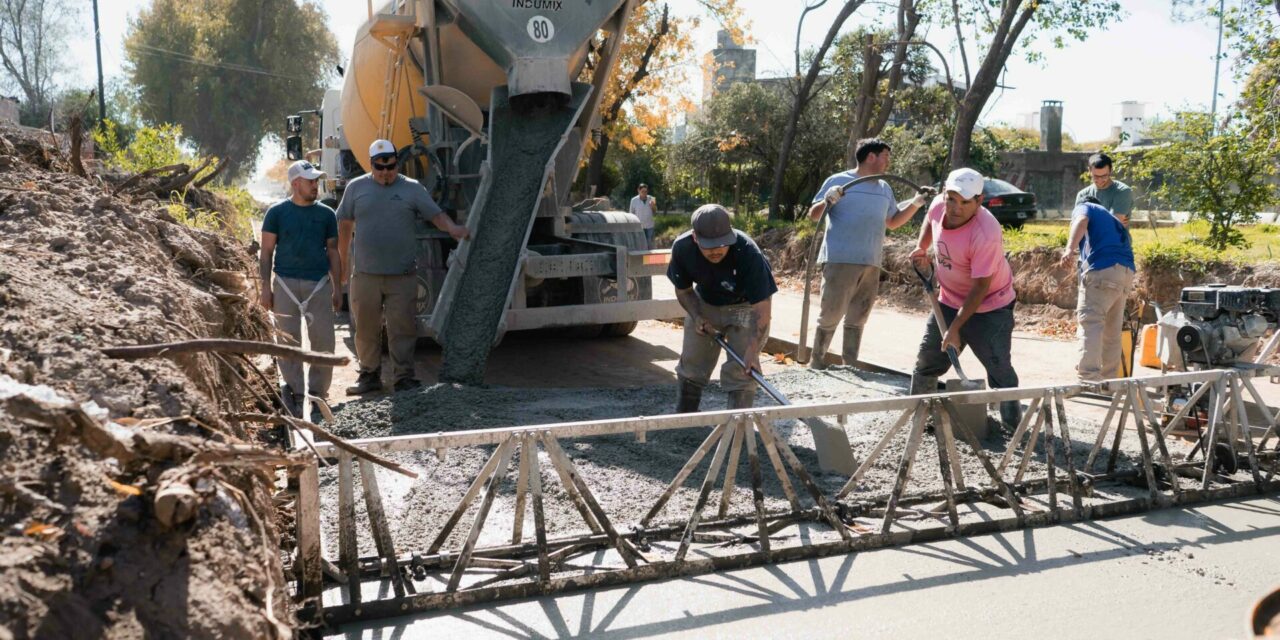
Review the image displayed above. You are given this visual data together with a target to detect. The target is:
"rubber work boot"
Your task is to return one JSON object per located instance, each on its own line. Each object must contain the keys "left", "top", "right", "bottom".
{"left": 728, "top": 389, "right": 755, "bottom": 410}
{"left": 675, "top": 377, "right": 703, "bottom": 413}
{"left": 393, "top": 378, "right": 423, "bottom": 393}
{"left": 809, "top": 328, "right": 835, "bottom": 370}
{"left": 346, "top": 369, "right": 382, "bottom": 395}
{"left": 841, "top": 326, "right": 863, "bottom": 366}
{"left": 1000, "top": 400, "right": 1022, "bottom": 430}
{"left": 909, "top": 373, "right": 939, "bottom": 396}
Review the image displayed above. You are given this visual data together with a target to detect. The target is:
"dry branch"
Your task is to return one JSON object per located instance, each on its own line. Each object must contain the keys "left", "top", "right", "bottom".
{"left": 277, "top": 415, "right": 418, "bottom": 479}
{"left": 102, "top": 339, "right": 349, "bottom": 367}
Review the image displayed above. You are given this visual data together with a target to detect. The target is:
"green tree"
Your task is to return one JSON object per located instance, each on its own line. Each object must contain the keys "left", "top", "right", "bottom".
{"left": 0, "top": 0, "right": 76, "bottom": 125}
{"left": 124, "top": 0, "right": 338, "bottom": 181}
{"left": 1124, "top": 112, "right": 1277, "bottom": 250}
{"left": 946, "top": 0, "right": 1123, "bottom": 168}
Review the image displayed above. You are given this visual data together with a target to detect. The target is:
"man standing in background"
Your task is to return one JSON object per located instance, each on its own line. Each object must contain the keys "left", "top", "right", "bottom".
{"left": 807, "top": 138, "right": 930, "bottom": 369}
{"left": 629, "top": 183, "right": 658, "bottom": 248}
{"left": 259, "top": 160, "right": 342, "bottom": 417}
{"left": 1060, "top": 195, "right": 1136, "bottom": 382}
{"left": 338, "top": 139, "right": 470, "bottom": 395}
{"left": 1075, "top": 152, "right": 1134, "bottom": 223}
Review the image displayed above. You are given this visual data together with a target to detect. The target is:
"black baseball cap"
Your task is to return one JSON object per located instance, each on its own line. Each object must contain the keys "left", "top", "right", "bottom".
{"left": 691, "top": 204, "right": 736, "bottom": 249}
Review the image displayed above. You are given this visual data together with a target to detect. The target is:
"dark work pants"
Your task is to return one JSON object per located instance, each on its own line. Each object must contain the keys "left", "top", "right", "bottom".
{"left": 913, "top": 301, "right": 1019, "bottom": 392}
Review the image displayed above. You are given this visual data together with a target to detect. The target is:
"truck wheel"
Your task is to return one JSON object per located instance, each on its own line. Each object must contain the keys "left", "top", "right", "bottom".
{"left": 571, "top": 211, "right": 652, "bottom": 338}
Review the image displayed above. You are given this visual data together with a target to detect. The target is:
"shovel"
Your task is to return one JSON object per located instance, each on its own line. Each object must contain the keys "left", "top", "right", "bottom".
{"left": 911, "top": 263, "right": 983, "bottom": 391}
{"left": 715, "top": 333, "right": 856, "bottom": 474}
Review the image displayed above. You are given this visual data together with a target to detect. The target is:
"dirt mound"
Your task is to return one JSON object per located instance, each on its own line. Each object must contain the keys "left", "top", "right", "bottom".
{"left": 0, "top": 123, "right": 292, "bottom": 638}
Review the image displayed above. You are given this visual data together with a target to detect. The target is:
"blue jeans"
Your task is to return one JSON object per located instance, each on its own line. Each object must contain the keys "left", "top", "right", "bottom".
{"left": 643, "top": 227, "right": 655, "bottom": 248}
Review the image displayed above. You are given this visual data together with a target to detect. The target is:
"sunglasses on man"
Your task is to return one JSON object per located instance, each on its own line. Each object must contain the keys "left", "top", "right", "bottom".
{"left": 372, "top": 155, "right": 398, "bottom": 171}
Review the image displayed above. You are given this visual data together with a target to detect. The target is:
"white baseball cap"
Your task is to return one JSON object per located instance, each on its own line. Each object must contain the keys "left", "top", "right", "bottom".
{"left": 287, "top": 159, "right": 325, "bottom": 182}
{"left": 369, "top": 139, "right": 397, "bottom": 160}
{"left": 944, "top": 168, "right": 985, "bottom": 200}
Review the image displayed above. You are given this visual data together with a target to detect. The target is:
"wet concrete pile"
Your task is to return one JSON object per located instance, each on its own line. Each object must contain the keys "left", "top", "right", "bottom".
{"left": 438, "top": 88, "right": 583, "bottom": 385}
{"left": 325, "top": 368, "right": 1147, "bottom": 557}
{"left": 0, "top": 123, "right": 291, "bottom": 638}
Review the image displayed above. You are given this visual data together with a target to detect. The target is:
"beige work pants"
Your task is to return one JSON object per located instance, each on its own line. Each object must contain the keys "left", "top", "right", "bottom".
{"left": 816, "top": 263, "right": 881, "bottom": 331}
{"left": 676, "top": 302, "right": 754, "bottom": 391}
{"left": 1076, "top": 264, "right": 1136, "bottom": 382}
{"left": 350, "top": 272, "right": 418, "bottom": 383}
{"left": 271, "top": 276, "right": 335, "bottom": 397}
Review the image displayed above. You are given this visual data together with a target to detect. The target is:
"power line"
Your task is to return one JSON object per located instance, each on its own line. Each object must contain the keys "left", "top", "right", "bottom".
{"left": 129, "top": 42, "right": 308, "bottom": 82}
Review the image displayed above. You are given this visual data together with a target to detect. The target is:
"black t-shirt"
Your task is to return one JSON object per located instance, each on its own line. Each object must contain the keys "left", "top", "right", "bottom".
{"left": 667, "top": 230, "right": 779, "bottom": 306}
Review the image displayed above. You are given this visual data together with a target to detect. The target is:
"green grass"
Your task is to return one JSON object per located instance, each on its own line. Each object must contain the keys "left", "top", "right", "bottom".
{"left": 653, "top": 212, "right": 817, "bottom": 247}
{"left": 1014, "top": 219, "right": 1279, "bottom": 264}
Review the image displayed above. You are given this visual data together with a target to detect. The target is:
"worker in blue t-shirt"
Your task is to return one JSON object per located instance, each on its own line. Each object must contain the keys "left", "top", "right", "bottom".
{"left": 260, "top": 160, "right": 342, "bottom": 416}
{"left": 667, "top": 204, "right": 778, "bottom": 412}
{"left": 1059, "top": 196, "right": 1136, "bottom": 382}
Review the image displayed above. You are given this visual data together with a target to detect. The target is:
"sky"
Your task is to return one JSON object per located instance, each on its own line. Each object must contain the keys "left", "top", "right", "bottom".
{"left": 64, "top": 0, "right": 1241, "bottom": 157}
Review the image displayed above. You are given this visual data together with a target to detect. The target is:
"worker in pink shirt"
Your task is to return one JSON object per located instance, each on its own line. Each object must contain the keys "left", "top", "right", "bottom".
{"left": 909, "top": 167, "right": 1021, "bottom": 428}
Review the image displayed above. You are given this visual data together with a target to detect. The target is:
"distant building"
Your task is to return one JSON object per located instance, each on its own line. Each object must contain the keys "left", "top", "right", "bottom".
{"left": 702, "top": 30, "right": 756, "bottom": 101}
{"left": 998, "top": 100, "right": 1091, "bottom": 214}
{"left": 1113, "top": 100, "right": 1149, "bottom": 147}
{"left": 0, "top": 96, "right": 18, "bottom": 124}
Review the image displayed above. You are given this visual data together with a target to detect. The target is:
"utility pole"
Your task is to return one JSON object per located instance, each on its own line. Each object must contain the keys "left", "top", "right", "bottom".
{"left": 93, "top": 0, "right": 105, "bottom": 123}
{"left": 1209, "top": 0, "right": 1225, "bottom": 131}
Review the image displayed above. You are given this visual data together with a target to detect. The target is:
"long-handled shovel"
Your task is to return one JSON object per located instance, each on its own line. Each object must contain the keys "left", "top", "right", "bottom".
{"left": 715, "top": 333, "right": 856, "bottom": 474}
{"left": 911, "top": 263, "right": 982, "bottom": 391}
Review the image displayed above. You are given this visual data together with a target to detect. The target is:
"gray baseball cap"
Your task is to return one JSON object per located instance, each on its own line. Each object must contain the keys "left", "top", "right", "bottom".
{"left": 691, "top": 204, "right": 736, "bottom": 249}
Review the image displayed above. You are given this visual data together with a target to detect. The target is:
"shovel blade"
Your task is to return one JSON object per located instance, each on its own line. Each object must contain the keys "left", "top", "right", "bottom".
{"left": 805, "top": 417, "right": 857, "bottom": 475}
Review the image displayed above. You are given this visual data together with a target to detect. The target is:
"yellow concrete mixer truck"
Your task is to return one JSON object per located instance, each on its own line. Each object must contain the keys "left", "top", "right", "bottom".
{"left": 285, "top": 0, "right": 682, "bottom": 384}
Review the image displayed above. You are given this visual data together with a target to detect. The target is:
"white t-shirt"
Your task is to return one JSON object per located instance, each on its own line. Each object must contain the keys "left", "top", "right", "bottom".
{"left": 629, "top": 194, "right": 656, "bottom": 229}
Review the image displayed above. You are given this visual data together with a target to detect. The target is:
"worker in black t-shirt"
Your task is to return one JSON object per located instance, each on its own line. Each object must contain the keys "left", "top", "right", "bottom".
{"left": 666, "top": 204, "right": 779, "bottom": 412}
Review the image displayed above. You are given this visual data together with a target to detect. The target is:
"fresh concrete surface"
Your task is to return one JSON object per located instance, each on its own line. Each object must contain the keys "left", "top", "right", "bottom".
{"left": 331, "top": 495, "right": 1280, "bottom": 639}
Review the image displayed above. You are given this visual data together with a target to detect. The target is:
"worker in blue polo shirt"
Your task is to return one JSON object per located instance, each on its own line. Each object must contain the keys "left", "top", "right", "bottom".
{"left": 1059, "top": 195, "right": 1136, "bottom": 382}
{"left": 667, "top": 204, "right": 778, "bottom": 412}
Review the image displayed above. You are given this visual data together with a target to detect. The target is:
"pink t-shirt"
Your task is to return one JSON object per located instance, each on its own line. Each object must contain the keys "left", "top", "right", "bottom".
{"left": 924, "top": 198, "right": 1016, "bottom": 313}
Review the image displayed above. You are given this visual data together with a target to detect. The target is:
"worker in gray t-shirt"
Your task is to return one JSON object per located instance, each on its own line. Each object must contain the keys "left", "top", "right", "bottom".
{"left": 337, "top": 139, "right": 470, "bottom": 395}
{"left": 1074, "top": 152, "right": 1134, "bottom": 223}
{"left": 629, "top": 183, "right": 657, "bottom": 247}
{"left": 807, "top": 138, "right": 931, "bottom": 368}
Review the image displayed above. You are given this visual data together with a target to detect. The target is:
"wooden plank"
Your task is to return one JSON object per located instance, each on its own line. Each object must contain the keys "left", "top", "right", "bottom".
{"left": 512, "top": 437, "right": 532, "bottom": 545}
{"left": 999, "top": 395, "right": 1043, "bottom": 474}
{"left": 1014, "top": 403, "right": 1047, "bottom": 484}
{"left": 675, "top": 421, "right": 735, "bottom": 562}
{"left": 881, "top": 404, "right": 926, "bottom": 534}
{"left": 754, "top": 417, "right": 850, "bottom": 540}
{"left": 1052, "top": 390, "right": 1084, "bottom": 519}
{"left": 446, "top": 437, "right": 518, "bottom": 592}
{"left": 428, "top": 440, "right": 509, "bottom": 554}
{"left": 640, "top": 423, "right": 729, "bottom": 526}
{"left": 296, "top": 462, "right": 323, "bottom": 600}
{"left": 357, "top": 458, "right": 407, "bottom": 598}
{"left": 1202, "top": 379, "right": 1225, "bottom": 490}
{"left": 1043, "top": 397, "right": 1059, "bottom": 519}
{"left": 1229, "top": 375, "right": 1264, "bottom": 488}
{"left": 1084, "top": 393, "right": 1122, "bottom": 471}
{"left": 939, "top": 400, "right": 1025, "bottom": 523}
{"left": 1106, "top": 386, "right": 1132, "bottom": 474}
{"left": 1134, "top": 383, "right": 1184, "bottom": 500}
{"left": 1123, "top": 389, "right": 1160, "bottom": 504}
{"left": 743, "top": 422, "right": 770, "bottom": 553}
{"left": 717, "top": 423, "right": 746, "bottom": 519}
{"left": 838, "top": 407, "right": 912, "bottom": 498}
{"left": 756, "top": 417, "right": 801, "bottom": 511}
{"left": 524, "top": 433, "right": 551, "bottom": 583}
{"left": 337, "top": 454, "right": 361, "bottom": 605}
{"left": 541, "top": 434, "right": 638, "bottom": 568}
{"left": 938, "top": 401, "right": 967, "bottom": 491}
{"left": 928, "top": 401, "right": 960, "bottom": 530}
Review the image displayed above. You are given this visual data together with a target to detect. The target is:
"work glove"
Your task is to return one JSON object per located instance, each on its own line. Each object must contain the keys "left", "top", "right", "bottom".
{"left": 913, "top": 186, "right": 937, "bottom": 207}
{"left": 823, "top": 185, "right": 845, "bottom": 207}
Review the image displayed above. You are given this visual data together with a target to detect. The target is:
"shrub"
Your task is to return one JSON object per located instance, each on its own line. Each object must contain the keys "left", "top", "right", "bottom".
{"left": 1134, "top": 240, "right": 1226, "bottom": 276}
